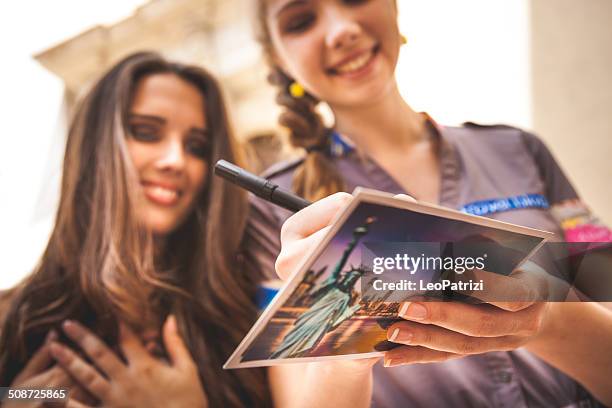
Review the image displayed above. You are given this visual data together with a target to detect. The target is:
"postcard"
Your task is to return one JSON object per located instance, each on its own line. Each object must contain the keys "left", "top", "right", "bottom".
{"left": 225, "top": 188, "right": 554, "bottom": 368}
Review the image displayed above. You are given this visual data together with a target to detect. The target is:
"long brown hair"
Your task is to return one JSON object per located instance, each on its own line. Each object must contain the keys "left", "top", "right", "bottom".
{"left": 255, "top": 3, "right": 345, "bottom": 201}
{"left": 0, "top": 52, "right": 271, "bottom": 407}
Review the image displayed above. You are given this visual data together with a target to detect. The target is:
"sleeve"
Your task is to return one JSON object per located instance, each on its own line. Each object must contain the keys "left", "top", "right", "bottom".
{"left": 518, "top": 132, "right": 612, "bottom": 304}
{"left": 521, "top": 131, "right": 612, "bottom": 242}
{"left": 242, "top": 196, "right": 284, "bottom": 282}
{"left": 520, "top": 131, "right": 579, "bottom": 205}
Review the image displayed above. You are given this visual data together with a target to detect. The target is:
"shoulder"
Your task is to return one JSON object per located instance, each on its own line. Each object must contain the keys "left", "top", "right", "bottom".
{"left": 452, "top": 122, "right": 558, "bottom": 165}
{"left": 449, "top": 121, "right": 531, "bottom": 141}
{"left": 261, "top": 156, "right": 304, "bottom": 179}
{"left": 445, "top": 121, "right": 547, "bottom": 157}
{"left": 451, "top": 121, "right": 579, "bottom": 203}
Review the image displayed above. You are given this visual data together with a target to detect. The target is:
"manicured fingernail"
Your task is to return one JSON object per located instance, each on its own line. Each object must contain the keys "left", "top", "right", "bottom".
{"left": 388, "top": 328, "right": 400, "bottom": 342}
{"left": 400, "top": 303, "right": 427, "bottom": 320}
{"left": 389, "top": 329, "right": 412, "bottom": 344}
{"left": 398, "top": 302, "right": 410, "bottom": 317}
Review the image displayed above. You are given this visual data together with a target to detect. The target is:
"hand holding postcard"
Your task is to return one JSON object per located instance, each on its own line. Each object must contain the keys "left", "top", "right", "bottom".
{"left": 225, "top": 188, "right": 553, "bottom": 368}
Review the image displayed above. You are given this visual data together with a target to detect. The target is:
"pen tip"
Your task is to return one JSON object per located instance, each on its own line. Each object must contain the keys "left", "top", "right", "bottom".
{"left": 214, "top": 160, "right": 240, "bottom": 181}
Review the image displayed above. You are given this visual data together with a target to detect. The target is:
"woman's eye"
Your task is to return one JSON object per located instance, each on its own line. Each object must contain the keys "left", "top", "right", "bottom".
{"left": 129, "top": 124, "right": 160, "bottom": 142}
{"left": 343, "top": 0, "right": 369, "bottom": 5}
{"left": 283, "top": 13, "right": 315, "bottom": 33}
{"left": 186, "top": 138, "right": 211, "bottom": 159}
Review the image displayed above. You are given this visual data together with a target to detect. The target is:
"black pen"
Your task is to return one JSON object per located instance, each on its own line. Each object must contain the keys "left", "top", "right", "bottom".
{"left": 214, "top": 160, "right": 311, "bottom": 213}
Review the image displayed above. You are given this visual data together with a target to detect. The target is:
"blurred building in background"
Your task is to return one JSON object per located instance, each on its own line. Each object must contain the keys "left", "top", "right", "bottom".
{"left": 34, "top": 0, "right": 292, "bottom": 174}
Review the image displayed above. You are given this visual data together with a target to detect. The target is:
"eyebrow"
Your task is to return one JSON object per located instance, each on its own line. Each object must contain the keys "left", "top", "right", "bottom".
{"left": 190, "top": 127, "right": 210, "bottom": 138}
{"left": 129, "top": 113, "right": 166, "bottom": 124}
{"left": 274, "top": 0, "right": 309, "bottom": 17}
{"left": 130, "top": 113, "right": 209, "bottom": 136}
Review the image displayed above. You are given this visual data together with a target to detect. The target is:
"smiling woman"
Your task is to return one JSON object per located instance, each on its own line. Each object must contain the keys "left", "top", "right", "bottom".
{"left": 126, "top": 73, "right": 210, "bottom": 234}
{"left": 247, "top": 0, "right": 612, "bottom": 407}
{"left": 0, "top": 52, "right": 271, "bottom": 407}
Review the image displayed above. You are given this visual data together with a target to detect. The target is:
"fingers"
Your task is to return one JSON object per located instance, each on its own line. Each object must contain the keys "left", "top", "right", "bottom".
{"left": 387, "top": 321, "right": 525, "bottom": 355}
{"left": 453, "top": 269, "right": 537, "bottom": 311}
{"left": 280, "top": 192, "right": 352, "bottom": 243}
{"left": 384, "top": 345, "right": 462, "bottom": 367}
{"left": 13, "top": 330, "right": 57, "bottom": 383}
{"left": 36, "top": 365, "right": 73, "bottom": 388}
{"left": 396, "top": 301, "right": 545, "bottom": 338}
{"left": 275, "top": 225, "right": 332, "bottom": 280}
{"left": 49, "top": 342, "right": 111, "bottom": 400}
{"left": 60, "top": 320, "right": 124, "bottom": 375}
{"left": 162, "top": 315, "right": 193, "bottom": 369}
{"left": 275, "top": 192, "right": 415, "bottom": 281}
{"left": 474, "top": 260, "right": 553, "bottom": 310}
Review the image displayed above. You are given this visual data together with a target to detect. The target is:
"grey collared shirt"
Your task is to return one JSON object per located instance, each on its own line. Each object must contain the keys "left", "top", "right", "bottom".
{"left": 242, "top": 121, "right": 603, "bottom": 407}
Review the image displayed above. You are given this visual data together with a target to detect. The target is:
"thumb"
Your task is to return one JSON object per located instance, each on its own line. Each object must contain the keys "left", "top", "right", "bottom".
{"left": 162, "top": 315, "right": 192, "bottom": 368}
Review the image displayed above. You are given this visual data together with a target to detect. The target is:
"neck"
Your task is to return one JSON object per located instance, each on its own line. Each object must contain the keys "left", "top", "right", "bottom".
{"left": 331, "top": 82, "right": 426, "bottom": 156}
{"left": 153, "top": 235, "right": 167, "bottom": 261}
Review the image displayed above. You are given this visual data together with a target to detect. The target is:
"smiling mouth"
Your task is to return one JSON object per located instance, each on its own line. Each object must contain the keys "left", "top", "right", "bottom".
{"left": 142, "top": 182, "right": 181, "bottom": 206}
{"left": 330, "top": 46, "right": 379, "bottom": 76}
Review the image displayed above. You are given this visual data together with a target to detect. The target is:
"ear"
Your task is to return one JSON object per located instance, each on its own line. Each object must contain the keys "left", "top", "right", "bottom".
{"left": 271, "top": 53, "right": 290, "bottom": 78}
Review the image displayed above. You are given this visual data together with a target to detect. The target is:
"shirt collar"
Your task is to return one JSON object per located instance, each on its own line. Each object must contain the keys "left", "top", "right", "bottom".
{"left": 329, "top": 112, "right": 445, "bottom": 158}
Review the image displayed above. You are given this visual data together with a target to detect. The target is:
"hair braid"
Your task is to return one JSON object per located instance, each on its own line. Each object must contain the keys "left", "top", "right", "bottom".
{"left": 267, "top": 68, "right": 345, "bottom": 201}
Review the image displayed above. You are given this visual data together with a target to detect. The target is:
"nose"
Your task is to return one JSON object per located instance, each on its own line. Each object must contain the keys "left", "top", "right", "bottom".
{"left": 324, "top": 9, "right": 362, "bottom": 50}
{"left": 156, "top": 137, "right": 185, "bottom": 173}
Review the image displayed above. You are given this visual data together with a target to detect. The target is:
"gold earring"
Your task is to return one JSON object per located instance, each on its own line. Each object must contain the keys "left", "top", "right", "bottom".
{"left": 289, "top": 82, "right": 305, "bottom": 98}
{"left": 400, "top": 34, "right": 408, "bottom": 45}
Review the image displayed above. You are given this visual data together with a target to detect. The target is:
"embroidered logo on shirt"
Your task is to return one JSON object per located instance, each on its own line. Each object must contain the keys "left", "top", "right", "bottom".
{"left": 460, "top": 194, "right": 550, "bottom": 216}
{"left": 551, "top": 199, "right": 612, "bottom": 242}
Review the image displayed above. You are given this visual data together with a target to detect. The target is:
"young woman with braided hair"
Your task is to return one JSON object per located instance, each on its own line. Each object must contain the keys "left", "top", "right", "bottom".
{"left": 243, "top": 0, "right": 612, "bottom": 406}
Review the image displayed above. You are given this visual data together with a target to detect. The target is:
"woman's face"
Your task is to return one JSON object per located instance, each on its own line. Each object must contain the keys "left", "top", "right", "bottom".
{"left": 126, "top": 73, "right": 210, "bottom": 235}
{"left": 265, "top": 0, "right": 401, "bottom": 108}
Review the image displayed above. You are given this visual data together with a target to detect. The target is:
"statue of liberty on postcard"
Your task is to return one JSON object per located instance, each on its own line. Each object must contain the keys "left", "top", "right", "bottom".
{"left": 270, "top": 217, "right": 376, "bottom": 359}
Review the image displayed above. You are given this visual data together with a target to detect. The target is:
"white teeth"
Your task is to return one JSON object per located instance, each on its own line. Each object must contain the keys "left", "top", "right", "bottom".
{"left": 336, "top": 51, "right": 374, "bottom": 74}
{"left": 148, "top": 186, "right": 178, "bottom": 201}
